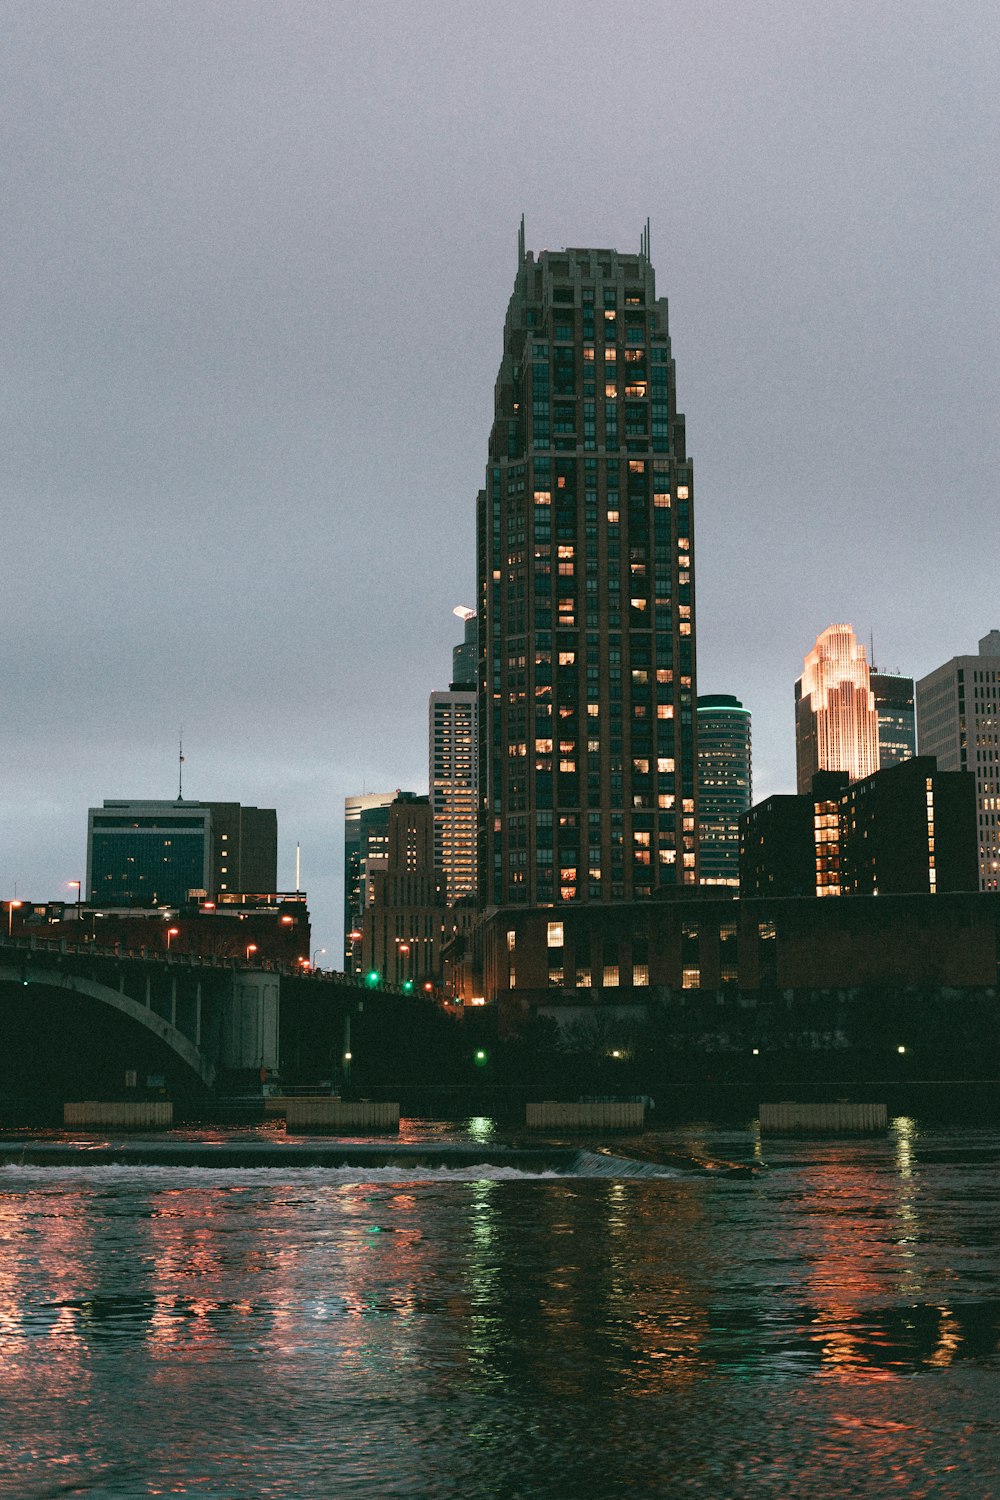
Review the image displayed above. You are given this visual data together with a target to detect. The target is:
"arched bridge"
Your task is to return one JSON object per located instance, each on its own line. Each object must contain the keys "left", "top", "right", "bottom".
{"left": 0, "top": 936, "right": 409, "bottom": 1098}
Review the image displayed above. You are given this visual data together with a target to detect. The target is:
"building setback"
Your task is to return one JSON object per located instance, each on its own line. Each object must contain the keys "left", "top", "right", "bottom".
{"left": 795, "top": 624, "right": 879, "bottom": 794}
{"left": 477, "top": 226, "right": 698, "bottom": 908}
{"left": 696, "top": 694, "right": 751, "bottom": 886}
{"left": 740, "top": 758, "right": 977, "bottom": 899}
{"left": 917, "top": 631, "right": 1000, "bottom": 892}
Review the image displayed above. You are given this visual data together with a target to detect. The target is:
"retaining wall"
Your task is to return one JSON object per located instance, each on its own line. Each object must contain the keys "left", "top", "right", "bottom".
{"left": 64, "top": 1100, "right": 174, "bottom": 1129}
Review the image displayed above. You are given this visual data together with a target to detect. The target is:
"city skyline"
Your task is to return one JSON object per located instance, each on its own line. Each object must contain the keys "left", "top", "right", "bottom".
{"left": 2, "top": 4, "right": 997, "bottom": 956}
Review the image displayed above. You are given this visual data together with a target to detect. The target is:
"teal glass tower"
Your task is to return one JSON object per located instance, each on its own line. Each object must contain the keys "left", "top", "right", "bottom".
{"left": 696, "top": 694, "right": 751, "bottom": 886}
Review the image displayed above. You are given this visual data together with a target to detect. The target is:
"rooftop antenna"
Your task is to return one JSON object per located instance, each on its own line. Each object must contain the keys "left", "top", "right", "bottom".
{"left": 869, "top": 629, "right": 876, "bottom": 670}
{"left": 177, "top": 730, "right": 185, "bottom": 800}
{"left": 518, "top": 213, "right": 526, "bottom": 268}
{"left": 640, "top": 217, "right": 651, "bottom": 261}
{"left": 295, "top": 842, "right": 301, "bottom": 893}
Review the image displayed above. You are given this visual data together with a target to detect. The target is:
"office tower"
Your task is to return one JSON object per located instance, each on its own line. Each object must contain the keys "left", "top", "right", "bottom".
{"left": 740, "top": 759, "right": 977, "bottom": 898}
{"left": 696, "top": 694, "right": 751, "bottom": 886}
{"left": 795, "top": 624, "right": 879, "bottom": 794}
{"left": 477, "top": 226, "right": 697, "bottom": 908}
{"left": 343, "top": 792, "right": 397, "bottom": 969}
{"left": 870, "top": 671, "right": 916, "bottom": 768}
{"left": 429, "top": 610, "right": 478, "bottom": 904}
{"left": 86, "top": 799, "right": 277, "bottom": 907}
{"left": 917, "top": 630, "right": 1000, "bottom": 891}
{"left": 203, "top": 803, "right": 277, "bottom": 895}
{"left": 361, "top": 793, "right": 447, "bottom": 986}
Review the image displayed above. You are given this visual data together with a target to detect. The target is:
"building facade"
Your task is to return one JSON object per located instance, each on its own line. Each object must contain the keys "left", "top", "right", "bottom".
{"left": 795, "top": 624, "right": 879, "bottom": 794}
{"left": 429, "top": 610, "right": 478, "bottom": 904}
{"left": 360, "top": 793, "right": 448, "bottom": 987}
{"left": 204, "top": 803, "right": 277, "bottom": 896}
{"left": 86, "top": 799, "right": 277, "bottom": 907}
{"left": 870, "top": 670, "right": 916, "bottom": 768}
{"left": 740, "top": 758, "right": 977, "bottom": 899}
{"left": 696, "top": 694, "right": 751, "bottom": 886}
{"left": 343, "top": 792, "right": 397, "bottom": 969}
{"left": 477, "top": 228, "right": 698, "bottom": 909}
{"left": 917, "top": 630, "right": 1000, "bottom": 891}
{"left": 468, "top": 889, "right": 1000, "bottom": 1027}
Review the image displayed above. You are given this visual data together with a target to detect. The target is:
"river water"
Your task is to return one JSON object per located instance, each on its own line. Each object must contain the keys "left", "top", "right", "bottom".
{"left": 1, "top": 1119, "right": 999, "bottom": 1498}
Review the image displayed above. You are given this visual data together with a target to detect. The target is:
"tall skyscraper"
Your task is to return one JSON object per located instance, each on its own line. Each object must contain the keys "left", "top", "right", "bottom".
{"left": 696, "top": 694, "right": 751, "bottom": 886}
{"left": 917, "top": 630, "right": 1000, "bottom": 891}
{"left": 870, "top": 670, "right": 916, "bottom": 768}
{"left": 477, "top": 226, "right": 698, "bottom": 907}
{"left": 795, "top": 624, "right": 879, "bottom": 794}
{"left": 429, "top": 608, "right": 478, "bottom": 904}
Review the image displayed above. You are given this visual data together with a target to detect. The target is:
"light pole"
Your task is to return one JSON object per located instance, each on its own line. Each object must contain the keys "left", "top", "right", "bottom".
{"left": 312, "top": 947, "right": 326, "bottom": 972}
{"left": 6, "top": 900, "right": 22, "bottom": 938}
{"left": 246, "top": 943, "right": 258, "bottom": 963}
{"left": 68, "top": 880, "right": 82, "bottom": 918}
{"left": 166, "top": 926, "right": 180, "bottom": 952}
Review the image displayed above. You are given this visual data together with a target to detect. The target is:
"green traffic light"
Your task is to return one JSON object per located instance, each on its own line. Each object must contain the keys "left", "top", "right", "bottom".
{"left": 401, "top": 979, "right": 414, "bottom": 994}
{"left": 474, "top": 1049, "right": 488, "bottom": 1065}
{"left": 365, "top": 970, "right": 380, "bottom": 987}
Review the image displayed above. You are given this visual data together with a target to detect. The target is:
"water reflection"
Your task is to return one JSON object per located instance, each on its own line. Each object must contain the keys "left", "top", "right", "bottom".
{"left": 0, "top": 1130, "right": 999, "bottom": 1497}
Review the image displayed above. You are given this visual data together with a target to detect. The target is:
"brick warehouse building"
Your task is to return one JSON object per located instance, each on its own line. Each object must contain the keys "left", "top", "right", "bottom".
{"left": 454, "top": 891, "right": 1000, "bottom": 1041}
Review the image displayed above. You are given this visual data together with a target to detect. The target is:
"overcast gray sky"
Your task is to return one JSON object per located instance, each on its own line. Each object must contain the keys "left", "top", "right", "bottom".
{"left": 2, "top": 1, "right": 997, "bottom": 955}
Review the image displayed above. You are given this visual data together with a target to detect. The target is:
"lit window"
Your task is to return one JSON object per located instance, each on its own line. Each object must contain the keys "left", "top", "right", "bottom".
{"left": 547, "top": 921, "right": 564, "bottom": 947}
{"left": 602, "top": 966, "right": 620, "bottom": 987}
{"left": 632, "top": 965, "right": 649, "bottom": 986}
{"left": 682, "top": 967, "right": 700, "bottom": 989}
{"left": 677, "top": 486, "right": 689, "bottom": 499}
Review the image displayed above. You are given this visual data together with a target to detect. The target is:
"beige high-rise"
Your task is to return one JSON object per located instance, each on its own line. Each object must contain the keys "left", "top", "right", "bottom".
{"left": 794, "top": 625, "right": 880, "bottom": 794}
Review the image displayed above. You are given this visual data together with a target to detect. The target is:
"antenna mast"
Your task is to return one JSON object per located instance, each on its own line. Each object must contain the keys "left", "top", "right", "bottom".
{"left": 177, "top": 731, "right": 185, "bottom": 800}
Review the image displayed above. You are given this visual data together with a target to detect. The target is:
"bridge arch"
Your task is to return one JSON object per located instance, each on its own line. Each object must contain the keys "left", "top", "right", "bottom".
{"left": 0, "top": 964, "right": 215, "bottom": 1088}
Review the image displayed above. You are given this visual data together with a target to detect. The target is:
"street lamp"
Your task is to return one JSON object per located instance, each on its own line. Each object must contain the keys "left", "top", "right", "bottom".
{"left": 68, "top": 880, "right": 82, "bottom": 917}
{"left": 166, "top": 926, "right": 180, "bottom": 951}
{"left": 312, "top": 947, "right": 326, "bottom": 971}
{"left": 6, "top": 900, "right": 22, "bottom": 938}
{"left": 246, "top": 943, "right": 258, "bottom": 962}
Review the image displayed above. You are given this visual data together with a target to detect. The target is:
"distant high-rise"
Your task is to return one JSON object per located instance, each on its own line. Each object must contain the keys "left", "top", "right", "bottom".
{"left": 360, "top": 793, "right": 446, "bottom": 987}
{"left": 795, "top": 624, "right": 879, "bottom": 794}
{"left": 870, "top": 670, "right": 916, "bottom": 768}
{"left": 477, "top": 226, "right": 698, "bottom": 907}
{"left": 87, "top": 799, "right": 276, "bottom": 907}
{"left": 429, "top": 609, "right": 478, "bottom": 904}
{"left": 696, "top": 694, "right": 751, "bottom": 886}
{"left": 343, "top": 792, "right": 397, "bottom": 969}
{"left": 917, "top": 630, "right": 1000, "bottom": 891}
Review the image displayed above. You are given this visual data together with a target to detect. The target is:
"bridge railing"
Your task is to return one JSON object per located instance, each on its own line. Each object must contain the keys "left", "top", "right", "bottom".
{"left": 0, "top": 933, "right": 368, "bottom": 984}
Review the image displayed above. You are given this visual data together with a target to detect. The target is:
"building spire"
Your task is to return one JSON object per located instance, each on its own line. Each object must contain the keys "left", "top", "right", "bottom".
{"left": 518, "top": 213, "right": 526, "bottom": 268}
{"left": 177, "top": 730, "right": 185, "bottom": 800}
{"left": 640, "top": 217, "right": 651, "bottom": 261}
